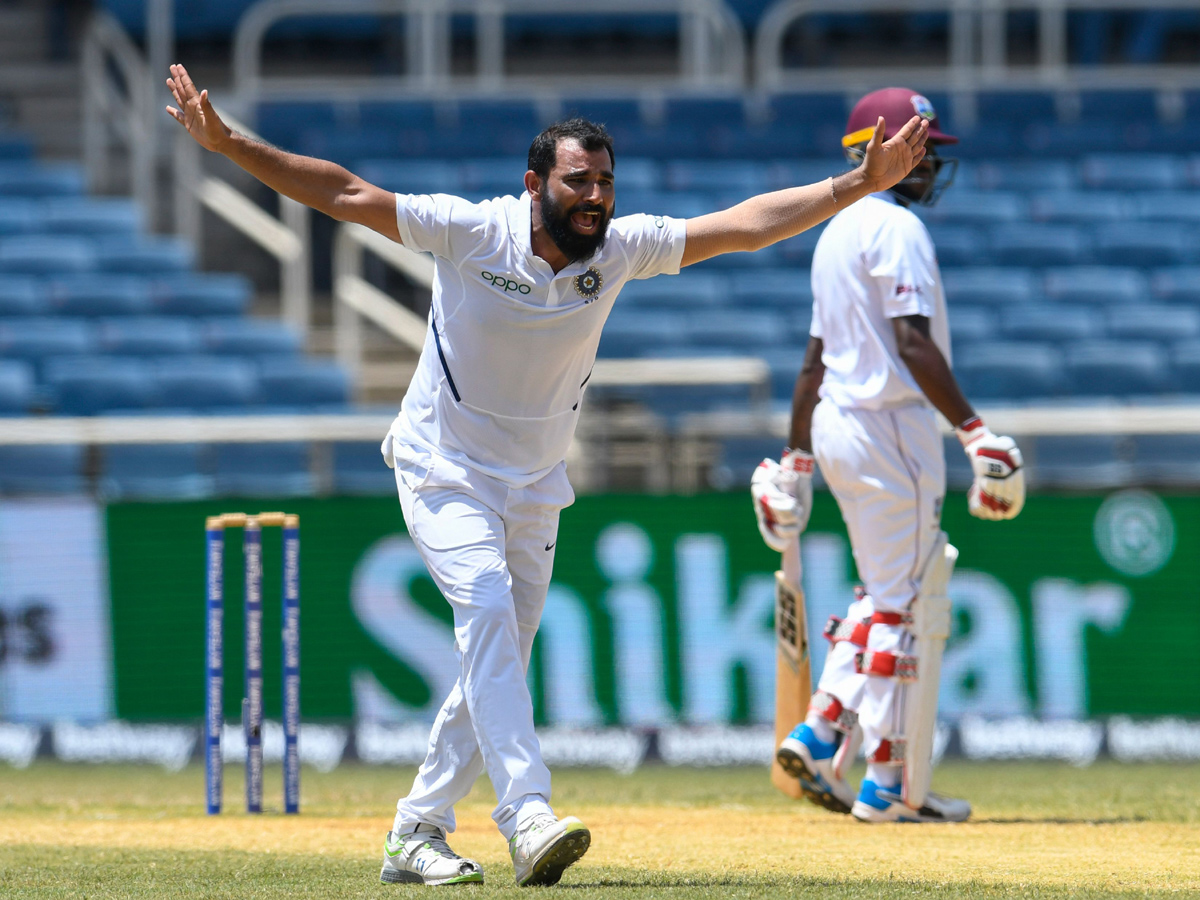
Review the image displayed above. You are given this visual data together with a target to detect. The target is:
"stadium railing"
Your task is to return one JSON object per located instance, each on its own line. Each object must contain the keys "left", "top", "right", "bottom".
{"left": 756, "top": 0, "right": 1200, "bottom": 101}
{"left": 230, "top": 0, "right": 747, "bottom": 107}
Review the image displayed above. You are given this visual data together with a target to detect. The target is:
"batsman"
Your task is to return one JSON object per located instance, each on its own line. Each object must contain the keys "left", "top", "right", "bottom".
{"left": 751, "top": 88, "right": 1025, "bottom": 823}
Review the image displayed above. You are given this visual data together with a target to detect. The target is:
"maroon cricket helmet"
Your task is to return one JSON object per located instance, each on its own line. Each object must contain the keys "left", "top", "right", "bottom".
{"left": 842, "top": 87, "right": 958, "bottom": 150}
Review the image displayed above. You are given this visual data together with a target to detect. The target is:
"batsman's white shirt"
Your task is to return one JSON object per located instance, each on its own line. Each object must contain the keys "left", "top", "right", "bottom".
{"left": 386, "top": 192, "right": 686, "bottom": 487}
{"left": 811, "top": 192, "right": 949, "bottom": 412}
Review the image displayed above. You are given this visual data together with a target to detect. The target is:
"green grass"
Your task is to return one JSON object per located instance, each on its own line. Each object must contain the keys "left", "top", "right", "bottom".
{"left": 2, "top": 761, "right": 1198, "bottom": 899}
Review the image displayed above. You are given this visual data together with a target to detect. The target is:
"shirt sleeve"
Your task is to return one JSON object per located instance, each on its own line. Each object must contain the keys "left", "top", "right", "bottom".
{"left": 613, "top": 213, "right": 687, "bottom": 280}
{"left": 866, "top": 211, "right": 940, "bottom": 320}
{"left": 394, "top": 193, "right": 492, "bottom": 262}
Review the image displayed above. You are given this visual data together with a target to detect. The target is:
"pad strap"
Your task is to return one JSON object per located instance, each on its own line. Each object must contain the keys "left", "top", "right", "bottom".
{"left": 808, "top": 690, "right": 859, "bottom": 734}
{"left": 867, "top": 737, "right": 907, "bottom": 764}
{"left": 824, "top": 611, "right": 910, "bottom": 647}
{"left": 856, "top": 649, "right": 919, "bottom": 682}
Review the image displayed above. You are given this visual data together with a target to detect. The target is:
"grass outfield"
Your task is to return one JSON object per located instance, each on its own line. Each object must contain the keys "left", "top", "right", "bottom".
{"left": 2, "top": 761, "right": 1198, "bottom": 898}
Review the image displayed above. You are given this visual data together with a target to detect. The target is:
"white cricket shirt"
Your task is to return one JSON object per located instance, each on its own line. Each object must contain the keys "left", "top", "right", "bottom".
{"left": 810, "top": 192, "right": 951, "bottom": 411}
{"left": 386, "top": 192, "right": 686, "bottom": 487}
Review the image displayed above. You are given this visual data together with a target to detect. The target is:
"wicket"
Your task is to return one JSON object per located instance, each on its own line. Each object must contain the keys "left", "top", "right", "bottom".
{"left": 205, "top": 511, "right": 300, "bottom": 815}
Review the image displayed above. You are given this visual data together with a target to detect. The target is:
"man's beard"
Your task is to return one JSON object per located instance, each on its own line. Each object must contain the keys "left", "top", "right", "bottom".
{"left": 541, "top": 189, "right": 612, "bottom": 264}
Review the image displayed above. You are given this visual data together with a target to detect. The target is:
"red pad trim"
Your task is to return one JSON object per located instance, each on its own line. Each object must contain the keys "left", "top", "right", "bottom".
{"left": 823, "top": 615, "right": 871, "bottom": 647}
{"left": 856, "top": 650, "right": 919, "bottom": 682}
{"left": 808, "top": 690, "right": 859, "bottom": 733}
{"left": 976, "top": 446, "right": 1020, "bottom": 473}
{"left": 867, "top": 737, "right": 907, "bottom": 764}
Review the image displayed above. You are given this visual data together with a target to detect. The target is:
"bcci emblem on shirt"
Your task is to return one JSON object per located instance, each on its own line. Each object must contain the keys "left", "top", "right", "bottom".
{"left": 573, "top": 267, "right": 603, "bottom": 303}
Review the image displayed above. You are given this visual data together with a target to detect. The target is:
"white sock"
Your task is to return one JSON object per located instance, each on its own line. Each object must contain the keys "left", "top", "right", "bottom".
{"left": 867, "top": 763, "right": 900, "bottom": 788}
{"left": 804, "top": 713, "right": 837, "bottom": 745}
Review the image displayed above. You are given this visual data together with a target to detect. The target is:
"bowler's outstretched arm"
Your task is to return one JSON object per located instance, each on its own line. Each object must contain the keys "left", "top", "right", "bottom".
{"left": 166, "top": 63, "right": 401, "bottom": 242}
{"left": 681, "top": 115, "right": 928, "bottom": 266}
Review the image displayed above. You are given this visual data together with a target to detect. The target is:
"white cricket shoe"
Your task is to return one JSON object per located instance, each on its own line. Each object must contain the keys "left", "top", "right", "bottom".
{"left": 851, "top": 780, "right": 971, "bottom": 823}
{"left": 508, "top": 813, "right": 591, "bottom": 887}
{"left": 776, "top": 723, "right": 856, "bottom": 814}
{"left": 380, "top": 825, "right": 484, "bottom": 886}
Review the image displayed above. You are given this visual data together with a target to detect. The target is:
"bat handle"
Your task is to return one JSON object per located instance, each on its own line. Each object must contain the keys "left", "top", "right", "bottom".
{"left": 782, "top": 538, "right": 802, "bottom": 586}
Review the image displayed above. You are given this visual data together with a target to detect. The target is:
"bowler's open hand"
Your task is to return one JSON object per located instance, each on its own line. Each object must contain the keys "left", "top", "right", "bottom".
{"left": 165, "top": 63, "right": 231, "bottom": 152}
{"left": 861, "top": 115, "right": 928, "bottom": 193}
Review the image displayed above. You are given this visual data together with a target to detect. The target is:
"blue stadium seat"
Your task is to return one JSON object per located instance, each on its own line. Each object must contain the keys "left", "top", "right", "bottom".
{"left": 1106, "top": 305, "right": 1200, "bottom": 341}
{"left": 457, "top": 98, "right": 541, "bottom": 134}
{"left": 1130, "top": 434, "right": 1200, "bottom": 486}
{"left": 665, "top": 160, "right": 767, "bottom": 195}
{"left": 618, "top": 271, "right": 727, "bottom": 308}
{"left": 0, "top": 235, "right": 95, "bottom": 273}
{"left": 767, "top": 93, "right": 848, "bottom": 131}
{"left": 1134, "top": 192, "right": 1200, "bottom": 222}
{"left": 0, "top": 317, "right": 94, "bottom": 370}
{"left": 0, "top": 444, "right": 86, "bottom": 494}
{"left": 1172, "top": 341, "right": 1200, "bottom": 392}
{"left": 214, "top": 441, "right": 315, "bottom": 497}
{"left": 922, "top": 191, "right": 1025, "bottom": 225}
{"left": 942, "top": 267, "right": 1037, "bottom": 305}
{"left": 664, "top": 97, "right": 748, "bottom": 156}
{"left": 777, "top": 226, "right": 827, "bottom": 268}
{"left": 43, "top": 356, "right": 155, "bottom": 415}
{"left": 1151, "top": 267, "right": 1200, "bottom": 304}
{"left": 0, "top": 132, "right": 34, "bottom": 160}
{"left": 686, "top": 310, "right": 788, "bottom": 350}
{"left": 766, "top": 160, "right": 854, "bottom": 191}
{"left": 0, "top": 198, "right": 36, "bottom": 234}
{"left": 203, "top": 318, "right": 302, "bottom": 356}
{"left": 1000, "top": 304, "right": 1100, "bottom": 341}
{"left": 1029, "top": 192, "right": 1130, "bottom": 223}
{"left": 332, "top": 441, "right": 393, "bottom": 495}
{"left": 42, "top": 197, "right": 142, "bottom": 235}
{"left": 47, "top": 275, "right": 153, "bottom": 316}
{"left": 727, "top": 268, "right": 813, "bottom": 308}
{"left": 153, "top": 357, "right": 258, "bottom": 409}
{"left": 607, "top": 158, "right": 659, "bottom": 193}
{"left": 97, "top": 317, "right": 203, "bottom": 355}
{"left": 299, "top": 128, "right": 410, "bottom": 166}
{"left": 0, "top": 162, "right": 85, "bottom": 196}
{"left": 152, "top": 273, "right": 251, "bottom": 316}
{"left": 1078, "top": 90, "right": 1160, "bottom": 123}
{"left": 922, "top": 225, "right": 985, "bottom": 267}
{"left": 761, "top": 346, "right": 803, "bottom": 400}
{"left": 968, "top": 159, "right": 1076, "bottom": 191}
{"left": 256, "top": 101, "right": 346, "bottom": 150}
{"left": 0, "top": 359, "right": 34, "bottom": 414}
{"left": 947, "top": 307, "right": 995, "bottom": 346}
{"left": 1093, "top": 223, "right": 1194, "bottom": 267}
{"left": 97, "top": 236, "right": 194, "bottom": 274}
{"left": 954, "top": 341, "right": 1063, "bottom": 399}
{"left": 257, "top": 359, "right": 350, "bottom": 407}
{"left": 1064, "top": 340, "right": 1170, "bottom": 396}
{"left": 560, "top": 97, "right": 643, "bottom": 132}
{"left": 1030, "top": 436, "right": 1132, "bottom": 489}
{"left": 597, "top": 310, "right": 689, "bottom": 357}
{"left": 976, "top": 91, "right": 1057, "bottom": 123}
{"left": 989, "top": 224, "right": 1089, "bottom": 266}
{"left": 0, "top": 277, "right": 45, "bottom": 315}
{"left": 358, "top": 100, "right": 438, "bottom": 130}
{"left": 1023, "top": 122, "right": 1125, "bottom": 157}
{"left": 1082, "top": 154, "right": 1185, "bottom": 190}
{"left": 355, "top": 159, "right": 465, "bottom": 194}
{"left": 620, "top": 191, "right": 711, "bottom": 219}
{"left": 100, "top": 443, "right": 213, "bottom": 500}
{"left": 1043, "top": 267, "right": 1149, "bottom": 305}
{"left": 461, "top": 157, "right": 529, "bottom": 194}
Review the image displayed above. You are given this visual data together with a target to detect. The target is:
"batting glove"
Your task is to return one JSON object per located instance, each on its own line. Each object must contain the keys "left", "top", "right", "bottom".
{"left": 750, "top": 449, "right": 814, "bottom": 552}
{"left": 956, "top": 416, "right": 1025, "bottom": 521}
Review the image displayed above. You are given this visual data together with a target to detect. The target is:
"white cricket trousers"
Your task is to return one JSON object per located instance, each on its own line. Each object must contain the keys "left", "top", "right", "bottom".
{"left": 811, "top": 401, "right": 945, "bottom": 758}
{"left": 387, "top": 438, "right": 573, "bottom": 841}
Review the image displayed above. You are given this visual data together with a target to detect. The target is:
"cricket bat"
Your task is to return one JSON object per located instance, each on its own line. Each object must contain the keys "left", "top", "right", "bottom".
{"left": 770, "top": 538, "right": 811, "bottom": 799}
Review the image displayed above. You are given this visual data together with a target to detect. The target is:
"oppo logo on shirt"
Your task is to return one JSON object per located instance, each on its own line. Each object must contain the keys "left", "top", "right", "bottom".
{"left": 895, "top": 284, "right": 922, "bottom": 296}
{"left": 481, "top": 271, "right": 532, "bottom": 294}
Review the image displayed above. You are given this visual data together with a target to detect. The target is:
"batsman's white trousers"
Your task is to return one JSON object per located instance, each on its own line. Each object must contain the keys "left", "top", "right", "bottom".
{"left": 811, "top": 401, "right": 945, "bottom": 757}
{"left": 387, "top": 437, "right": 573, "bottom": 840}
